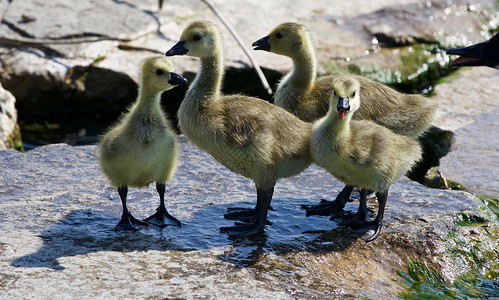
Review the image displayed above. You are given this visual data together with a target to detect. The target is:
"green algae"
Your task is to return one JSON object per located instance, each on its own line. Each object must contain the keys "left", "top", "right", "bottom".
{"left": 477, "top": 195, "right": 499, "bottom": 220}
{"left": 398, "top": 198, "right": 499, "bottom": 300}
{"left": 323, "top": 43, "right": 455, "bottom": 95}
{"left": 398, "top": 260, "right": 499, "bottom": 300}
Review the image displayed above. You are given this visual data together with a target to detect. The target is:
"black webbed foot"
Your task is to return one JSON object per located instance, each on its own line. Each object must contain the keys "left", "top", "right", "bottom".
{"left": 341, "top": 211, "right": 370, "bottom": 226}
{"left": 301, "top": 198, "right": 332, "bottom": 209}
{"left": 221, "top": 187, "right": 274, "bottom": 238}
{"left": 144, "top": 206, "right": 181, "bottom": 227}
{"left": 115, "top": 186, "right": 148, "bottom": 231}
{"left": 351, "top": 221, "right": 383, "bottom": 242}
{"left": 144, "top": 182, "right": 181, "bottom": 228}
{"left": 303, "top": 185, "right": 354, "bottom": 216}
{"left": 115, "top": 213, "right": 148, "bottom": 231}
{"left": 224, "top": 207, "right": 258, "bottom": 222}
{"left": 220, "top": 221, "right": 265, "bottom": 238}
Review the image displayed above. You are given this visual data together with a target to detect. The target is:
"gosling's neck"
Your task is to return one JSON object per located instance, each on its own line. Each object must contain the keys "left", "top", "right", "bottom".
{"left": 186, "top": 52, "right": 224, "bottom": 103}
{"left": 323, "top": 108, "right": 352, "bottom": 140}
{"left": 133, "top": 86, "right": 163, "bottom": 116}
{"left": 285, "top": 43, "right": 317, "bottom": 92}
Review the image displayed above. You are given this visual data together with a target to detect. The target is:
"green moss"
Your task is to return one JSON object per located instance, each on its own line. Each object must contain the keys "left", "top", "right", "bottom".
{"left": 323, "top": 43, "right": 455, "bottom": 94}
{"left": 399, "top": 203, "right": 499, "bottom": 299}
{"left": 476, "top": 195, "right": 499, "bottom": 220}
{"left": 90, "top": 55, "right": 106, "bottom": 66}
{"left": 4, "top": 123, "right": 24, "bottom": 152}
{"left": 398, "top": 260, "right": 499, "bottom": 299}
{"left": 456, "top": 213, "right": 488, "bottom": 226}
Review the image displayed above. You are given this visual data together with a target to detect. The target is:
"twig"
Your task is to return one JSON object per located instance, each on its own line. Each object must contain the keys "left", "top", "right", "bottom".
{"left": 437, "top": 170, "right": 450, "bottom": 189}
{"left": 200, "top": 0, "right": 272, "bottom": 95}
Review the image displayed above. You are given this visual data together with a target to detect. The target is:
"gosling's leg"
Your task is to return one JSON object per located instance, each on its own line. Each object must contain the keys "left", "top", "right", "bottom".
{"left": 224, "top": 192, "right": 262, "bottom": 222}
{"left": 352, "top": 190, "right": 387, "bottom": 242}
{"left": 302, "top": 185, "right": 354, "bottom": 216}
{"left": 144, "top": 182, "right": 181, "bottom": 227}
{"left": 341, "top": 188, "right": 369, "bottom": 224}
{"left": 220, "top": 187, "right": 274, "bottom": 238}
{"left": 115, "top": 186, "right": 148, "bottom": 231}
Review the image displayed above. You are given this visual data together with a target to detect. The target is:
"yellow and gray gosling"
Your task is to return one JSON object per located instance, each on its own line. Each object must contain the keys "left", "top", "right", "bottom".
{"left": 99, "top": 56, "right": 187, "bottom": 230}
{"left": 310, "top": 75, "right": 422, "bottom": 242}
{"left": 253, "top": 22, "right": 436, "bottom": 216}
{"left": 166, "top": 21, "right": 313, "bottom": 238}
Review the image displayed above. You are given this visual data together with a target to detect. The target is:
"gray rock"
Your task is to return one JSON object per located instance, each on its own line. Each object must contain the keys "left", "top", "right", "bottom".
{"left": 0, "top": 82, "right": 21, "bottom": 150}
{"left": 440, "top": 107, "right": 499, "bottom": 198}
{"left": 0, "top": 137, "right": 496, "bottom": 298}
{"left": 433, "top": 67, "right": 499, "bottom": 197}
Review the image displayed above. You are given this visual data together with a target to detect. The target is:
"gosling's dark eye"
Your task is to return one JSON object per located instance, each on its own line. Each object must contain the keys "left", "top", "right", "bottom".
{"left": 275, "top": 32, "right": 282, "bottom": 39}
{"left": 193, "top": 34, "right": 201, "bottom": 41}
{"left": 333, "top": 90, "right": 336, "bottom": 96}
{"left": 351, "top": 91, "right": 356, "bottom": 98}
{"left": 155, "top": 69, "right": 164, "bottom": 75}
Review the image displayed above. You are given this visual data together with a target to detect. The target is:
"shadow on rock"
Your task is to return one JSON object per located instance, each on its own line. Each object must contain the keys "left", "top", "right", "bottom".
{"left": 10, "top": 197, "right": 359, "bottom": 270}
{"left": 9, "top": 209, "right": 191, "bottom": 270}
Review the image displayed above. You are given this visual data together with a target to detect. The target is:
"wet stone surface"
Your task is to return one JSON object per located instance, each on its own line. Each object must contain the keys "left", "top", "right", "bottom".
{"left": 0, "top": 137, "right": 496, "bottom": 299}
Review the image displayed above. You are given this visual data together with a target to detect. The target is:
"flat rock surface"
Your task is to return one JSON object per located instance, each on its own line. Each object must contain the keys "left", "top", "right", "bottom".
{"left": 433, "top": 67, "right": 499, "bottom": 197}
{"left": 0, "top": 137, "right": 496, "bottom": 299}
{"left": 440, "top": 107, "right": 499, "bottom": 198}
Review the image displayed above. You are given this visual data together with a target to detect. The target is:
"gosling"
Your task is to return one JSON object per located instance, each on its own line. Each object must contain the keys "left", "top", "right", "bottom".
{"left": 166, "top": 21, "right": 313, "bottom": 238}
{"left": 447, "top": 33, "right": 499, "bottom": 69}
{"left": 253, "top": 22, "right": 435, "bottom": 215}
{"left": 99, "top": 56, "right": 187, "bottom": 230}
{"left": 310, "top": 75, "right": 422, "bottom": 242}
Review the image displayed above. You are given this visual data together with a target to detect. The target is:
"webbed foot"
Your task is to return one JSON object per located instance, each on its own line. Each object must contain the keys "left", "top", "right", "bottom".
{"left": 224, "top": 208, "right": 257, "bottom": 222}
{"left": 115, "top": 214, "right": 148, "bottom": 231}
{"left": 144, "top": 206, "right": 181, "bottom": 227}
{"left": 341, "top": 211, "right": 369, "bottom": 225}
{"left": 302, "top": 185, "right": 354, "bottom": 216}
{"left": 304, "top": 199, "right": 347, "bottom": 216}
{"left": 220, "top": 221, "right": 265, "bottom": 238}
{"left": 351, "top": 221, "right": 383, "bottom": 242}
{"left": 301, "top": 198, "right": 331, "bottom": 210}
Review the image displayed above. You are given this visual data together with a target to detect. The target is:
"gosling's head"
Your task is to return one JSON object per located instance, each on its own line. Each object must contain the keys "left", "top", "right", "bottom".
{"left": 331, "top": 76, "right": 360, "bottom": 120}
{"left": 141, "top": 56, "right": 187, "bottom": 93}
{"left": 252, "top": 22, "right": 311, "bottom": 56}
{"left": 165, "top": 21, "right": 221, "bottom": 59}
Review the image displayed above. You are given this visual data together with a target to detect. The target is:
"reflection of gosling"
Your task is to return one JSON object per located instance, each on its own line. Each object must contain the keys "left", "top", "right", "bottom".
{"left": 311, "top": 75, "right": 422, "bottom": 242}
{"left": 166, "top": 21, "right": 313, "bottom": 238}
{"left": 447, "top": 33, "right": 499, "bottom": 69}
{"left": 253, "top": 22, "right": 435, "bottom": 215}
{"left": 99, "top": 57, "right": 187, "bottom": 230}
{"left": 253, "top": 22, "right": 435, "bottom": 136}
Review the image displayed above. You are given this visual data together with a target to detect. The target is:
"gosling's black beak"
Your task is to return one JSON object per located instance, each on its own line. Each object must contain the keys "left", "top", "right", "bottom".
{"left": 252, "top": 36, "right": 271, "bottom": 51}
{"left": 168, "top": 72, "right": 188, "bottom": 85}
{"left": 447, "top": 42, "right": 487, "bottom": 67}
{"left": 165, "top": 41, "right": 188, "bottom": 56}
{"left": 337, "top": 97, "right": 350, "bottom": 120}
{"left": 337, "top": 97, "right": 350, "bottom": 111}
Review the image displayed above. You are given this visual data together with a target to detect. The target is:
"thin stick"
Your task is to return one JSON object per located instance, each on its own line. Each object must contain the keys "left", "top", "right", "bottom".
{"left": 200, "top": 0, "right": 273, "bottom": 95}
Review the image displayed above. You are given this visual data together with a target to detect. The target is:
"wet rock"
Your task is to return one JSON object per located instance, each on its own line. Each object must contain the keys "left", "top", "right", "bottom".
{"left": 359, "top": 0, "right": 495, "bottom": 47}
{"left": 0, "top": 137, "right": 496, "bottom": 298}
{"left": 0, "top": 83, "right": 21, "bottom": 150}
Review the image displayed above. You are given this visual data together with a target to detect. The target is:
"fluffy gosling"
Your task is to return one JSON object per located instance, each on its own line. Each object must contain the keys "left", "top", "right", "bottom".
{"left": 99, "top": 56, "right": 187, "bottom": 230}
{"left": 310, "top": 75, "right": 422, "bottom": 242}
{"left": 166, "top": 21, "right": 313, "bottom": 238}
